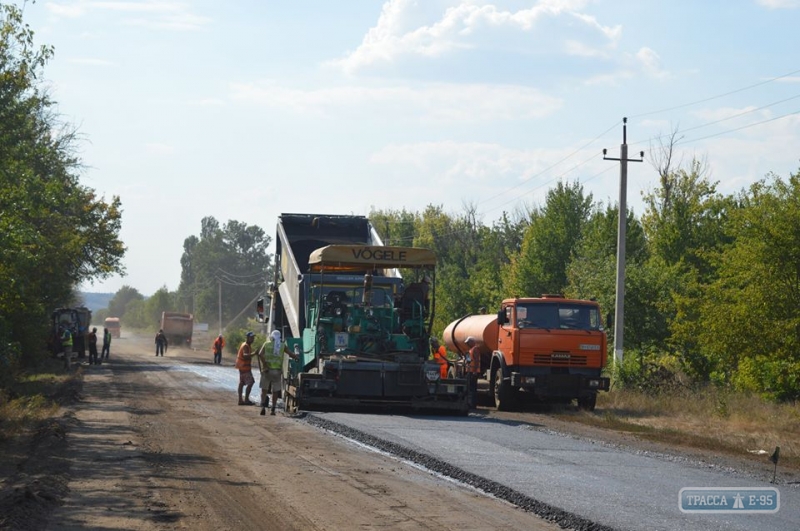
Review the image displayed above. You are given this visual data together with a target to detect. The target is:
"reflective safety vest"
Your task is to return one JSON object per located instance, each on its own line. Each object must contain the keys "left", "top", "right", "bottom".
{"left": 264, "top": 341, "right": 284, "bottom": 370}
{"left": 61, "top": 329, "right": 73, "bottom": 348}
{"left": 236, "top": 343, "right": 253, "bottom": 371}
{"left": 213, "top": 337, "right": 224, "bottom": 353}
{"left": 432, "top": 345, "right": 448, "bottom": 378}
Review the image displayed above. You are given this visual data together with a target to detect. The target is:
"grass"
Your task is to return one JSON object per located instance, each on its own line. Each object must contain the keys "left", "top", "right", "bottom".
{"left": 0, "top": 358, "right": 80, "bottom": 442}
{"left": 555, "top": 387, "right": 800, "bottom": 471}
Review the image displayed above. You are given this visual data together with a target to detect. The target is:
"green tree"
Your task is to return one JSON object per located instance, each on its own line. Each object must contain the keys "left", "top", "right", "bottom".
{"left": 641, "top": 158, "right": 730, "bottom": 281}
{"left": 685, "top": 172, "right": 800, "bottom": 399}
{"left": 506, "top": 181, "right": 593, "bottom": 297}
{"left": 177, "top": 217, "right": 271, "bottom": 330}
{"left": 107, "top": 286, "right": 144, "bottom": 319}
{"left": 0, "top": 4, "right": 125, "bottom": 365}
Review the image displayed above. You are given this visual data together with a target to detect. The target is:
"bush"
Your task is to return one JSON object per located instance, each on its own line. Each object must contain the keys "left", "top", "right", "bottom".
{"left": 734, "top": 356, "right": 800, "bottom": 402}
{"left": 0, "top": 339, "right": 22, "bottom": 390}
{"left": 612, "top": 348, "right": 685, "bottom": 394}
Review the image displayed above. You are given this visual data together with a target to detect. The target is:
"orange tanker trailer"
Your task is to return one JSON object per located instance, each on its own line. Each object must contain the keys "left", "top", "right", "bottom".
{"left": 443, "top": 295, "right": 610, "bottom": 411}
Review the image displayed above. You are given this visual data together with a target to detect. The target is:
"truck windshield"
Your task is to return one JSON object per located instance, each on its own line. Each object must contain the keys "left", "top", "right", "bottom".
{"left": 516, "top": 303, "right": 601, "bottom": 331}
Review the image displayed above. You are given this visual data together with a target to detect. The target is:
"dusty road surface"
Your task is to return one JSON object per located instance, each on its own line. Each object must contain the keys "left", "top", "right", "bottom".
{"left": 2, "top": 332, "right": 561, "bottom": 531}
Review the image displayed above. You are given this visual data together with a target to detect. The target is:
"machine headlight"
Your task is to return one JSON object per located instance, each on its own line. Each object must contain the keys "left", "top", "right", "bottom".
{"left": 426, "top": 370, "right": 440, "bottom": 382}
{"left": 588, "top": 379, "right": 600, "bottom": 387}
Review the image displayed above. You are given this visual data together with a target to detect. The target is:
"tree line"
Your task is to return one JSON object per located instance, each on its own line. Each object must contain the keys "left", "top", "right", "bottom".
{"left": 97, "top": 216, "right": 272, "bottom": 334}
{"left": 0, "top": 4, "right": 124, "bottom": 380}
{"left": 370, "top": 160, "right": 800, "bottom": 401}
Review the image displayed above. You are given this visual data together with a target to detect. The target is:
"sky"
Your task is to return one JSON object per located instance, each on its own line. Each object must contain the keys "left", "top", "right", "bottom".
{"left": 16, "top": 0, "right": 800, "bottom": 297}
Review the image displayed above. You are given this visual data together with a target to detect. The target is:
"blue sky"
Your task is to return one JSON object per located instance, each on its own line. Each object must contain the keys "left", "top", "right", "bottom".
{"left": 18, "top": 0, "right": 800, "bottom": 296}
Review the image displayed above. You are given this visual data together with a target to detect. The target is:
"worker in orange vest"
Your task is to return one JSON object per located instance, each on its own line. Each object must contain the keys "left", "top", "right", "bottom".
{"left": 430, "top": 337, "right": 449, "bottom": 379}
{"left": 212, "top": 334, "right": 225, "bottom": 365}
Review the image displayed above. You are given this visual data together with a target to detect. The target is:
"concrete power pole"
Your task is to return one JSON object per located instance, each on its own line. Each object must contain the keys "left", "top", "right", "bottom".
{"left": 218, "top": 280, "right": 222, "bottom": 336}
{"left": 603, "top": 117, "right": 643, "bottom": 365}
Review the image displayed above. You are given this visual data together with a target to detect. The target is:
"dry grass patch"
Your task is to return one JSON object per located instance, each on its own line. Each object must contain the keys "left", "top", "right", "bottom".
{"left": 0, "top": 360, "right": 81, "bottom": 441}
{"left": 560, "top": 387, "right": 800, "bottom": 470}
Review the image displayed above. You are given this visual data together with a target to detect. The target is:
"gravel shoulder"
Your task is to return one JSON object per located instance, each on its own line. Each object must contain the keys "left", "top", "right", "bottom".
{"left": 477, "top": 407, "right": 800, "bottom": 487}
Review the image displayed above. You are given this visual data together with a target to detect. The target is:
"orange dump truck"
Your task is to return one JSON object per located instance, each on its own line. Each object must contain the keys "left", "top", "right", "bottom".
{"left": 443, "top": 295, "right": 610, "bottom": 411}
{"left": 104, "top": 317, "right": 121, "bottom": 338}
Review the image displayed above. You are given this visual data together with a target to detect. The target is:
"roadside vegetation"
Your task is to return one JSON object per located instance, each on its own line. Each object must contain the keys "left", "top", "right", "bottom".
{"left": 567, "top": 386, "right": 800, "bottom": 471}
{"left": 0, "top": 0, "right": 797, "bottom": 468}
{"left": 0, "top": 358, "right": 80, "bottom": 442}
{"left": 0, "top": 4, "right": 124, "bottom": 381}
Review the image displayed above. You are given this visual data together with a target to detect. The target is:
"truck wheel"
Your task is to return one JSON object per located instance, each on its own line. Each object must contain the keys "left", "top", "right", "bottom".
{"left": 577, "top": 395, "right": 597, "bottom": 411}
{"left": 493, "top": 369, "right": 514, "bottom": 411}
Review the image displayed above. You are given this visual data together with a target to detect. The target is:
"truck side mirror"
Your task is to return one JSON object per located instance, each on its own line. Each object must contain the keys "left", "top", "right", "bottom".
{"left": 497, "top": 309, "right": 507, "bottom": 325}
{"left": 256, "top": 298, "right": 265, "bottom": 323}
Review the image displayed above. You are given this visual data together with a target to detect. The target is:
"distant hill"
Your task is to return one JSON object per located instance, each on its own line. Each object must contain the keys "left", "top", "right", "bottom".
{"left": 79, "top": 292, "right": 114, "bottom": 312}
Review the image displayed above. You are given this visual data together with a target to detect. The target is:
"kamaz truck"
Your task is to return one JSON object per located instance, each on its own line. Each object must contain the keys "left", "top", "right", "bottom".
{"left": 266, "top": 213, "right": 469, "bottom": 414}
{"left": 444, "top": 295, "right": 610, "bottom": 411}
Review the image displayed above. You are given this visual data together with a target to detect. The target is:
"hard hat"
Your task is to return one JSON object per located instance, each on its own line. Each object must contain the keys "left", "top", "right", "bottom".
{"left": 270, "top": 330, "right": 281, "bottom": 341}
{"left": 246, "top": 331, "right": 255, "bottom": 338}
{"left": 218, "top": 334, "right": 223, "bottom": 338}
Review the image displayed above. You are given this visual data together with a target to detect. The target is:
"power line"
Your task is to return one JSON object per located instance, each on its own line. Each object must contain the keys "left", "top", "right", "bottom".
{"left": 630, "top": 92, "right": 800, "bottom": 149}
{"left": 675, "top": 107, "right": 800, "bottom": 146}
{"left": 477, "top": 119, "right": 622, "bottom": 209}
{"left": 630, "top": 67, "right": 800, "bottom": 119}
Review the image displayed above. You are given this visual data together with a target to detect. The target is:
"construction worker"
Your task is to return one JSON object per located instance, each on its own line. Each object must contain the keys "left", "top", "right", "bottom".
{"left": 101, "top": 327, "right": 111, "bottom": 360}
{"left": 235, "top": 332, "right": 257, "bottom": 405}
{"left": 430, "top": 337, "right": 449, "bottom": 379}
{"left": 155, "top": 329, "right": 167, "bottom": 356}
{"left": 254, "top": 330, "right": 299, "bottom": 415}
{"left": 212, "top": 334, "right": 225, "bottom": 365}
{"left": 464, "top": 336, "right": 481, "bottom": 408}
{"left": 87, "top": 327, "right": 99, "bottom": 365}
{"left": 60, "top": 326, "right": 73, "bottom": 369}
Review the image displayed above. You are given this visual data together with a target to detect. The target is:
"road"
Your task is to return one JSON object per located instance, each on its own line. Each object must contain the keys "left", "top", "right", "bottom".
{"left": 33, "top": 333, "right": 559, "bottom": 531}
{"left": 170, "top": 336, "right": 800, "bottom": 531}
{"left": 24, "top": 332, "right": 797, "bottom": 531}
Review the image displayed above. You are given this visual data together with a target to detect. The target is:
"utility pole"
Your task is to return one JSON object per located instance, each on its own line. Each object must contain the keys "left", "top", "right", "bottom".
{"left": 603, "top": 117, "right": 643, "bottom": 365}
{"left": 218, "top": 280, "right": 222, "bottom": 336}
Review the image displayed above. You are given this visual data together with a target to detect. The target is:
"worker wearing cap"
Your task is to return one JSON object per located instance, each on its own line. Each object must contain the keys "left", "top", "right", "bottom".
{"left": 430, "top": 337, "right": 449, "bottom": 379}
{"left": 464, "top": 336, "right": 481, "bottom": 374}
{"left": 254, "top": 330, "right": 299, "bottom": 416}
{"left": 464, "top": 336, "right": 481, "bottom": 408}
{"left": 235, "top": 332, "right": 257, "bottom": 405}
{"left": 212, "top": 334, "right": 225, "bottom": 365}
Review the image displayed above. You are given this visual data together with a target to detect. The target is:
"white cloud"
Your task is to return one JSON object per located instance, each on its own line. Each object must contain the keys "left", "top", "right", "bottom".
{"left": 45, "top": 1, "right": 210, "bottom": 31}
{"left": 635, "top": 47, "right": 669, "bottom": 80}
{"left": 756, "top": 0, "right": 800, "bottom": 8}
{"left": 583, "top": 47, "right": 667, "bottom": 86}
{"left": 228, "top": 81, "right": 562, "bottom": 123}
{"left": 368, "top": 140, "right": 612, "bottom": 213}
{"left": 329, "top": 0, "right": 622, "bottom": 73}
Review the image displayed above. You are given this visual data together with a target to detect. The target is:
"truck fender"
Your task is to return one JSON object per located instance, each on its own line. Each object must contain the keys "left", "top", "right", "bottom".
{"left": 490, "top": 351, "right": 509, "bottom": 379}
